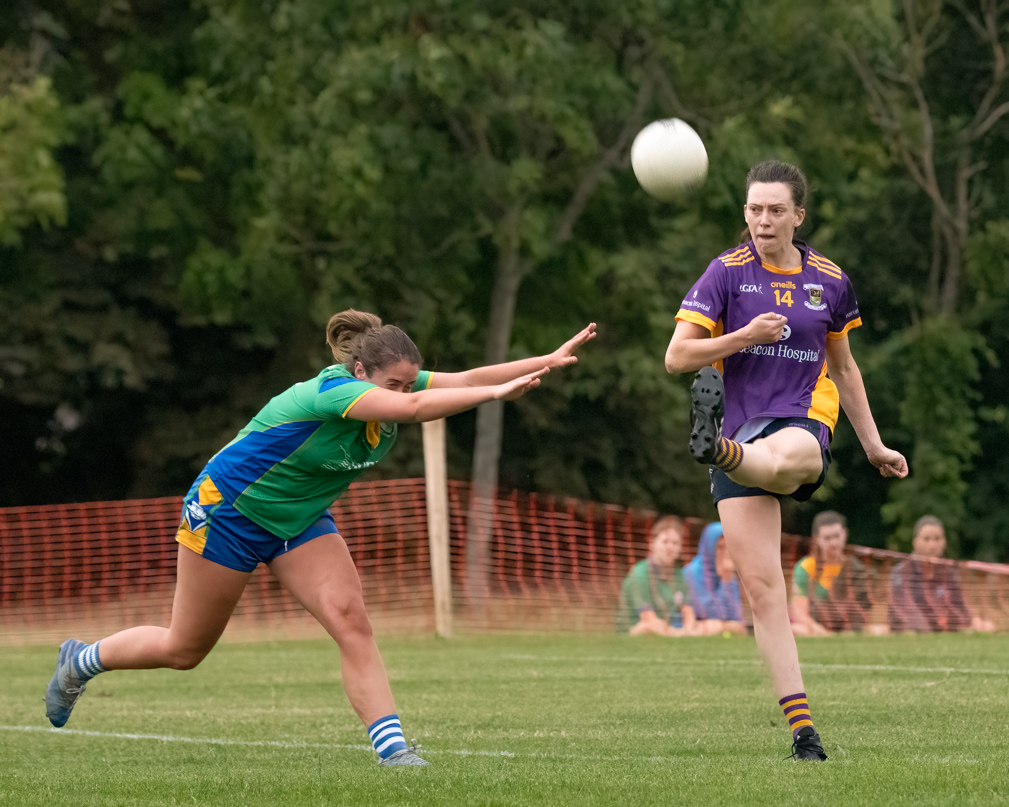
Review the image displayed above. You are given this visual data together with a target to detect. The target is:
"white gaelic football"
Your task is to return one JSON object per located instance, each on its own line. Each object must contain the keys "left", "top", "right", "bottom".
{"left": 630, "top": 118, "right": 708, "bottom": 199}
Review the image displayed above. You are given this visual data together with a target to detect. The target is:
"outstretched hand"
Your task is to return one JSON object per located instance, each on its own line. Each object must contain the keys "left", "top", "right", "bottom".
{"left": 869, "top": 446, "right": 908, "bottom": 478}
{"left": 497, "top": 367, "right": 550, "bottom": 401}
{"left": 548, "top": 323, "right": 597, "bottom": 368}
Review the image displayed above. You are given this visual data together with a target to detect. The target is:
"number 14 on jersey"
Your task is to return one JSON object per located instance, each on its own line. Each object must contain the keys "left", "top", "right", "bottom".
{"left": 774, "top": 289, "right": 794, "bottom": 307}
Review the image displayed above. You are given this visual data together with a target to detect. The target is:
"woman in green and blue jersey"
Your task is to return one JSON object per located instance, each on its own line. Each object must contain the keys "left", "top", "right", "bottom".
{"left": 46, "top": 309, "right": 596, "bottom": 766}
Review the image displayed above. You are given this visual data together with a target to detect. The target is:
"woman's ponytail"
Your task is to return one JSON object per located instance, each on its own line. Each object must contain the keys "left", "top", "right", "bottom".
{"left": 326, "top": 309, "right": 383, "bottom": 364}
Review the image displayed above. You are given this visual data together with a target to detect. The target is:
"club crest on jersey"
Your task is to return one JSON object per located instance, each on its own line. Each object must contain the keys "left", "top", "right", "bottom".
{"left": 184, "top": 500, "right": 208, "bottom": 532}
{"left": 803, "top": 283, "right": 826, "bottom": 311}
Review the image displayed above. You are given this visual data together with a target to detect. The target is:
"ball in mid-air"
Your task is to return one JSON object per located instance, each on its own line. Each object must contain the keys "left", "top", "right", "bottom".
{"left": 630, "top": 118, "right": 708, "bottom": 200}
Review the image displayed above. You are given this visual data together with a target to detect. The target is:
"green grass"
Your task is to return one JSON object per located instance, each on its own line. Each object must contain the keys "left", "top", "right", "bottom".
{"left": 2, "top": 633, "right": 1008, "bottom": 806}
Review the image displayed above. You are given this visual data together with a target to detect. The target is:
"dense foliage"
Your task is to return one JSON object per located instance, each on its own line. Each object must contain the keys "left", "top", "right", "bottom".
{"left": 2, "top": 1, "right": 1008, "bottom": 557}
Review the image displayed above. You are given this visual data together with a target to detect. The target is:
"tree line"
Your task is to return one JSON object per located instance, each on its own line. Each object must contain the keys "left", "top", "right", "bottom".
{"left": 2, "top": 0, "right": 1008, "bottom": 559}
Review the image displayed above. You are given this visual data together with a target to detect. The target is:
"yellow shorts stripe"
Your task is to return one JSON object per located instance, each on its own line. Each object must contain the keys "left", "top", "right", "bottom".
{"left": 176, "top": 525, "right": 207, "bottom": 555}
{"left": 197, "top": 475, "right": 223, "bottom": 506}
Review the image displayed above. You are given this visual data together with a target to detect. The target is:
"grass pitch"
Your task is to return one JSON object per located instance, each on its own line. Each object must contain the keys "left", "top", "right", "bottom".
{"left": 2, "top": 633, "right": 1007, "bottom": 806}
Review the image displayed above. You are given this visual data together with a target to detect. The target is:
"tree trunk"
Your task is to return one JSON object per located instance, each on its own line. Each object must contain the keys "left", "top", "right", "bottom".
{"left": 464, "top": 223, "right": 526, "bottom": 619}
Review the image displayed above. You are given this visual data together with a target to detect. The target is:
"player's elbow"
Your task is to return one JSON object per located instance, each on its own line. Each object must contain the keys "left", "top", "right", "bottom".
{"left": 402, "top": 398, "right": 424, "bottom": 424}
{"left": 664, "top": 346, "right": 692, "bottom": 375}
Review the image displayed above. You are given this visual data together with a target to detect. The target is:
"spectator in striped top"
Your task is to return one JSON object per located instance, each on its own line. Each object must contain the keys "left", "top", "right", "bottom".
{"left": 887, "top": 515, "right": 994, "bottom": 633}
{"left": 789, "top": 510, "right": 872, "bottom": 636}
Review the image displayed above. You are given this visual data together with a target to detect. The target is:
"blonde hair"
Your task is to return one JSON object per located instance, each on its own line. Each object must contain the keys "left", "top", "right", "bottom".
{"left": 325, "top": 309, "right": 423, "bottom": 374}
{"left": 326, "top": 309, "right": 383, "bottom": 364}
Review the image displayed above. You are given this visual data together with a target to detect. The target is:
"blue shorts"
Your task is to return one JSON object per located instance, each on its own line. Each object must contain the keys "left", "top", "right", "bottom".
{"left": 175, "top": 472, "right": 338, "bottom": 572}
{"left": 710, "top": 417, "right": 832, "bottom": 505}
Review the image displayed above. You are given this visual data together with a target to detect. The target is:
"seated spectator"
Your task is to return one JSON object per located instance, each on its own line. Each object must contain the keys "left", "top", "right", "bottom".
{"left": 618, "top": 516, "right": 693, "bottom": 636}
{"left": 683, "top": 522, "right": 746, "bottom": 635}
{"left": 888, "top": 515, "right": 994, "bottom": 633}
{"left": 790, "top": 511, "right": 872, "bottom": 636}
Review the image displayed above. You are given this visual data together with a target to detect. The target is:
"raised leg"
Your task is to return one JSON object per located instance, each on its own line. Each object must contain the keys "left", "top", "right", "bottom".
{"left": 727, "top": 426, "right": 822, "bottom": 495}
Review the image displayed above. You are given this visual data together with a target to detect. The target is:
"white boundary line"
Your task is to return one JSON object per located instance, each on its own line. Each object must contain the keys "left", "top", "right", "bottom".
{"left": 503, "top": 654, "right": 1009, "bottom": 676}
{"left": 0, "top": 725, "right": 513, "bottom": 757}
{"left": 0, "top": 725, "right": 668, "bottom": 762}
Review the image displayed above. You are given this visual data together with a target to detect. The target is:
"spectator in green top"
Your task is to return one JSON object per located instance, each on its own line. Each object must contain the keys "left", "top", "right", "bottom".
{"left": 790, "top": 510, "right": 872, "bottom": 636}
{"left": 618, "top": 515, "right": 694, "bottom": 636}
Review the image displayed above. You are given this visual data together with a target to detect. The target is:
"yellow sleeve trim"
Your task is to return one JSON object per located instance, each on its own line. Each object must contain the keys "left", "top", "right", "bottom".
{"left": 341, "top": 386, "right": 377, "bottom": 418}
{"left": 424, "top": 372, "right": 434, "bottom": 390}
{"left": 675, "top": 309, "right": 717, "bottom": 333}
{"left": 827, "top": 318, "right": 862, "bottom": 340}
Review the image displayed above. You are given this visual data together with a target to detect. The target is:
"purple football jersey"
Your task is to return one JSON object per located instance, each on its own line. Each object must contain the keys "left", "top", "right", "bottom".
{"left": 676, "top": 239, "right": 861, "bottom": 440}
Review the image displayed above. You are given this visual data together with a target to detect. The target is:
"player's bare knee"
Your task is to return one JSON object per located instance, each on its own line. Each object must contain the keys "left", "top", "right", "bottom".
{"left": 739, "top": 572, "right": 784, "bottom": 615}
{"left": 168, "top": 645, "right": 211, "bottom": 670}
{"left": 323, "top": 596, "right": 374, "bottom": 643}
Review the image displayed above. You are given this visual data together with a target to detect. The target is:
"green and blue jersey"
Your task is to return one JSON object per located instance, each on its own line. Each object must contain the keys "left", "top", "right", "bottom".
{"left": 203, "top": 364, "right": 432, "bottom": 539}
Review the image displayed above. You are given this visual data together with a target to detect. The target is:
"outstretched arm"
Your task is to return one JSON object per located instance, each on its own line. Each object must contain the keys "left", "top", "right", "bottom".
{"left": 825, "top": 336, "right": 908, "bottom": 478}
{"left": 429, "top": 323, "right": 597, "bottom": 389}
{"left": 345, "top": 369, "right": 548, "bottom": 424}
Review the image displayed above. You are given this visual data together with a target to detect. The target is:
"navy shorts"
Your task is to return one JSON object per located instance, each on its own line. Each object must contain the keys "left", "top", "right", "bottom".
{"left": 710, "top": 417, "right": 832, "bottom": 505}
{"left": 175, "top": 472, "right": 338, "bottom": 572}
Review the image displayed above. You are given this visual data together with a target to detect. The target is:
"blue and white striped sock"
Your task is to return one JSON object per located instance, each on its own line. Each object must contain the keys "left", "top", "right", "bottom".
{"left": 71, "top": 641, "right": 106, "bottom": 682}
{"left": 368, "top": 714, "right": 408, "bottom": 759}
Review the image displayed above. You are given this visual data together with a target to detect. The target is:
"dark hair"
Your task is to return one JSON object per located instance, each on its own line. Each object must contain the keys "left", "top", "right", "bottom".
{"left": 325, "top": 309, "right": 423, "bottom": 374}
{"left": 738, "top": 160, "right": 808, "bottom": 244}
{"left": 745, "top": 160, "right": 808, "bottom": 208}
{"left": 912, "top": 515, "right": 944, "bottom": 539}
{"left": 811, "top": 510, "right": 847, "bottom": 537}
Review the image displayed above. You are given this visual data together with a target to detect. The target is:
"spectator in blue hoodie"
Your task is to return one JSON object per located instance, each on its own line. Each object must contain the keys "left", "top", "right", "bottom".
{"left": 684, "top": 522, "right": 747, "bottom": 635}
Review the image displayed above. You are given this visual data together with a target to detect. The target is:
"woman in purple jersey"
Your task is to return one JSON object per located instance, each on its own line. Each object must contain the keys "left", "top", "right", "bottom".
{"left": 45, "top": 308, "right": 596, "bottom": 767}
{"left": 665, "top": 160, "right": 907, "bottom": 761}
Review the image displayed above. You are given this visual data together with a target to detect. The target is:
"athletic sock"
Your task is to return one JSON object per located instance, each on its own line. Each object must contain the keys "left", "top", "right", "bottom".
{"left": 779, "top": 692, "right": 815, "bottom": 737}
{"left": 713, "top": 437, "right": 744, "bottom": 472}
{"left": 71, "top": 641, "right": 106, "bottom": 682}
{"left": 368, "top": 714, "right": 408, "bottom": 759}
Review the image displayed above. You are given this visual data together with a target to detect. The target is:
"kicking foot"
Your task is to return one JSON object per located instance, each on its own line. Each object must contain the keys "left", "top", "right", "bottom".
{"left": 689, "top": 366, "right": 724, "bottom": 464}
{"left": 44, "top": 639, "right": 89, "bottom": 728}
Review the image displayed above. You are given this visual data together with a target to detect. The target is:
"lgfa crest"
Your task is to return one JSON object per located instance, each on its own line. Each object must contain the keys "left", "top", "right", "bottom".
{"left": 808, "top": 286, "right": 822, "bottom": 306}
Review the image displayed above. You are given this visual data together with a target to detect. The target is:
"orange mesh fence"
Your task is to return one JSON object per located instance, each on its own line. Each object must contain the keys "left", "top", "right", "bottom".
{"left": 1, "top": 478, "right": 1007, "bottom": 644}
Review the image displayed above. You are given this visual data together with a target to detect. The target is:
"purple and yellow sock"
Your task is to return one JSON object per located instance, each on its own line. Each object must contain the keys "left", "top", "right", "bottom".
{"left": 779, "top": 692, "right": 815, "bottom": 737}
{"left": 713, "top": 437, "right": 744, "bottom": 472}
